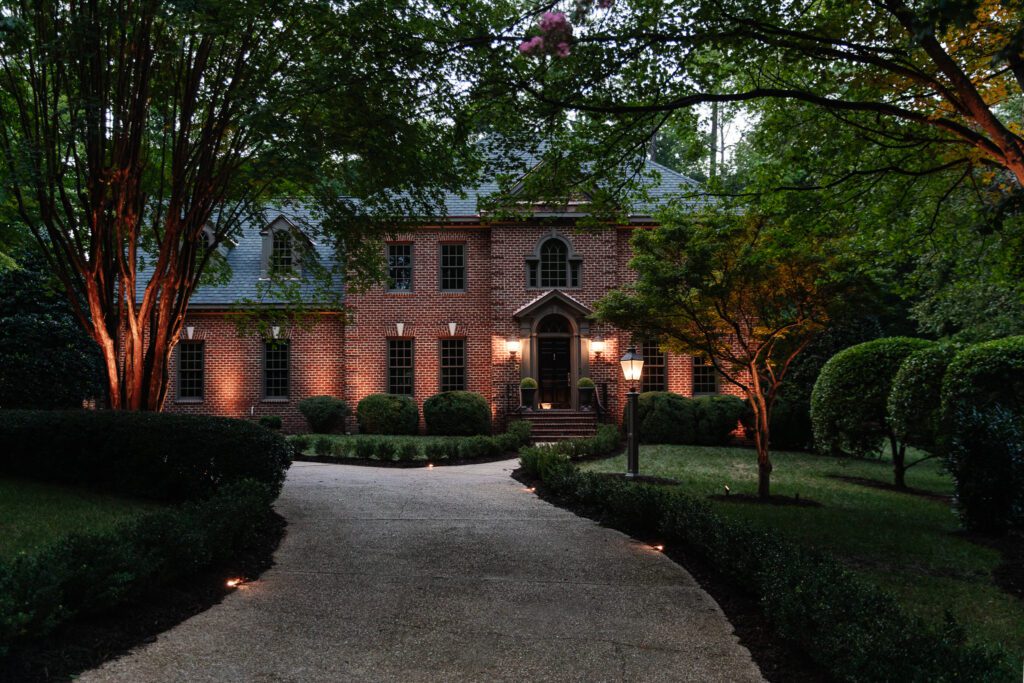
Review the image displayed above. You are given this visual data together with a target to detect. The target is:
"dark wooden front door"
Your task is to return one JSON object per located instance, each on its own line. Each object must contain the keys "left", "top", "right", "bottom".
{"left": 538, "top": 337, "right": 571, "bottom": 408}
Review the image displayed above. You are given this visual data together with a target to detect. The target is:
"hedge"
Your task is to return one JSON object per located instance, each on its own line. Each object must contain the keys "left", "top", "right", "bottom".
{"left": 423, "top": 391, "right": 491, "bottom": 436}
{"left": 940, "top": 336, "right": 1024, "bottom": 533}
{"left": 811, "top": 337, "right": 933, "bottom": 458}
{"left": 0, "top": 410, "right": 291, "bottom": 501}
{"left": 297, "top": 395, "right": 349, "bottom": 433}
{"left": 518, "top": 452, "right": 1010, "bottom": 682}
{"left": 887, "top": 345, "right": 959, "bottom": 454}
{"left": 627, "top": 392, "right": 744, "bottom": 445}
{"left": 0, "top": 479, "right": 275, "bottom": 656}
{"left": 356, "top": 394, "right": 419, "bottom": 435}
{"left": 293, "top": 420, "right": 533, "bottom": 464}
{"left": 693, "top": 395, "right": 748, "bottom": 446}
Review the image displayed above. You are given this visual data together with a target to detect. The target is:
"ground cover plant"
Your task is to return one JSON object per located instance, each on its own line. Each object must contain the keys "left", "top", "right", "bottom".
{"left": 579, "top": 445, "right": 1023, "bottom": 661}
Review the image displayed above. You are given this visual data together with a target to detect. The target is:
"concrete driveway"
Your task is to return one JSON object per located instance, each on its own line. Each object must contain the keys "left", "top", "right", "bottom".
{"left": 81, "top": 460, "right": 763, "bottom": 682}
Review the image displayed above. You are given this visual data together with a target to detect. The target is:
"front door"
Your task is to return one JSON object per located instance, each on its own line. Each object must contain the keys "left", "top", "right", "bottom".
{"left": 538, "top": 337, "right": 571, "bottom": 408}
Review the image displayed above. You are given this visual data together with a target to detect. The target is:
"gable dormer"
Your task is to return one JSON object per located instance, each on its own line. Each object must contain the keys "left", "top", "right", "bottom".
{"left": 259, "top": 215, "right": 310, "bottom": 279}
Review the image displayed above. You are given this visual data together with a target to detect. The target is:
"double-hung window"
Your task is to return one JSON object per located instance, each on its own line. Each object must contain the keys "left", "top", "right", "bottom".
{"left": 440, "top": 244, "right": 465, "bottom": 291}
{"left": 692, "top": 356, "right": 718, "bottom": 395}
{"left": 177, "top": 341, "right": 205, "bottom": 400}
{"left": 640, "top": 342, "right": 667, "bottom": 393}
{"left": 264, "top": 341, "right": 290, "bottom": 399}
{"left": 387, "top": 244, "right": 413, "bottom": 291}
{"left": 440, "top": 339, "right": 466, "bottom": 391}
{"left": 388, "top": 339, "right": 414, "bottom": 395}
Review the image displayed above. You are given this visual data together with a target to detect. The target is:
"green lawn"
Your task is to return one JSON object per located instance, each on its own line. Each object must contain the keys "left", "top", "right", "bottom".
{"left": 582, "top": 445, "right": 1024, "bottom": 657}
{"left": 0, "top": 477, "right": 161, "bottom": 559}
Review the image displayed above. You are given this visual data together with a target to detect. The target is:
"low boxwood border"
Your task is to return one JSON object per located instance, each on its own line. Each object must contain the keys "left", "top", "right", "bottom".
{"left": 0, "top": 480, "right": 277, "bottom": 657}
{"left": 290, "top": 421, "right": 534, "bottom": 466}
{"left": 517, "top": 448, "right": 1010, "bottom": 682}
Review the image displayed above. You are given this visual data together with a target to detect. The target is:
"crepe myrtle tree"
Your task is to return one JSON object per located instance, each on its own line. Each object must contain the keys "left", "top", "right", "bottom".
{"left": 595, "top": 202, "right": 861, "bottom": 498}
{"left": 0, "top": 0, "right": 483, "bottom": 410}
{"left": 507, "top": 0, "right": 1024, "bottom": 222}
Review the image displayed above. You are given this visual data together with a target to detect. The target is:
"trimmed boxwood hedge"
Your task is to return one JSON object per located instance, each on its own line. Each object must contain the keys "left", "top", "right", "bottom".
{"left": 0, "top": 410, "right": 291, "bottom": 501}
{"left": 940, "top": 336, "right": 1024, "bottom": 533}
{"left": 693, "top": 395, "right": 748, "bottom": 446}
{"left": 633, "top": 392, "right": 695, "bottom": 444}
{"left": 356, "top": 394, "right": 419, "bottom": 435}
{"left": 811, "top": 337, "right": 933, "bottom": 458}
{"left": 888, "top": 344, "right": 959, "bottom": 454}
{"left": 297, "top": 395, "right": 349, "bottom": 433}
{"left": 423, "top": 391, "right": 491, "bottom": 436}
{"left": 0, "top": 479, "right": 275, "bottom": 656}
{"left": 518, "top": 451, "right": 1010, "bottom": 682}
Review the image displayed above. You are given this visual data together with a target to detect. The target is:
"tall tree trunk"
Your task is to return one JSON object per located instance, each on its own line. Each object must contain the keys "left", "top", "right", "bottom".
{"left": 747, "top": 369, "right": 772, "bottom": 499}
{"left": 709, "top": 100, "right": 718, "bottom": 179}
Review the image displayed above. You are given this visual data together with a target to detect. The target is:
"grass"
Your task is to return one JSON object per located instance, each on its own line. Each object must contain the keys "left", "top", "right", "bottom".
{"left": 0, "top": 477, "right": 161, "bottom": 559}
{"left": 581, "top": 445, "right": 1024, "bottom": 657}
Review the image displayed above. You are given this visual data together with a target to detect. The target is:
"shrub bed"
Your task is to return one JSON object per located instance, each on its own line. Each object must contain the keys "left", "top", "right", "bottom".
{"left": 628, "top": 392, "right": 745, "bottom": 445}
{"left": 693, "top": 395, "right": 748, "bottom": 446}
{"left": 518, "top": 451, "right": 1010, "bottom": 682}
{"left": 292, "top": 420, "right": 533, "bottom": 465}
{"left": 423, "top": 391, "right": 491, "bottom": 436}
{"left": 297, "top": 395, "right": 349, "bottom": 433}
{"left": 0, "top": 480, "right": 275, "bottom": 656}
{"left": 356, "top": 394, "right": 419, "bottom": 435}
{"left": 0, "top": 410, "right": 291, "bottom": 501}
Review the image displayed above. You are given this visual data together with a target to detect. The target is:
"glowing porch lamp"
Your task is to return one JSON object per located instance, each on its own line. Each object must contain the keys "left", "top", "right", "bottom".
{"left": 620, "top": 345, "right": 644, "bottom": 477}
{"left": 506, "top": 339, "right": 522, "bottom": 359}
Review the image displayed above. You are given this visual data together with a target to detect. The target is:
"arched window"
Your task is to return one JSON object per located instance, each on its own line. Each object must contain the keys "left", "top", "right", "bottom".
{"left": 270, "top": 231, "right": 294, "bottom": 276}
{"left": 527, "top": 236, "right": 581, "bottom": 288}
{"left": 537, "top": 313, "right": 571, "bottom": 334}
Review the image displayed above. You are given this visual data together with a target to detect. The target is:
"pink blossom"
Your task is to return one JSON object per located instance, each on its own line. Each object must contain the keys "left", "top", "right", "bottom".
{"left": 539, "top": 11, "right": 568, "bottom": 32}
{"left": 598, "top": 0, "right": 613, "bottom": 7}
{"left": 555, "top": 41, "right": 571, "bottom": 57}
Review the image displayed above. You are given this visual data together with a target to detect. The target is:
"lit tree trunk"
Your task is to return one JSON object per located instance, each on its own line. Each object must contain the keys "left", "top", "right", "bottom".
{"left": 747, "top": 364, "right": 773, "bottom": 499}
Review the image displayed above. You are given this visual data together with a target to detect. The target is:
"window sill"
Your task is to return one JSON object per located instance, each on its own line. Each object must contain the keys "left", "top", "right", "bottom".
{"left": 175, "top": 398, "right": 204, "bottom": 404}
{"left": 261, "top": 397, "right": 290, "bottom": 403}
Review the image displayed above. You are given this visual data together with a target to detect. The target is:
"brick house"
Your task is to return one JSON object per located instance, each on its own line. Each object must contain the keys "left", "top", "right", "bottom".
{"left": 165, "top": 159, "right": 743, "bottom": 435}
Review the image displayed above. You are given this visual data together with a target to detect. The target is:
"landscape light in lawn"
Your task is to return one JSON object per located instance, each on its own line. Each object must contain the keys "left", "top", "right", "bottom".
{"left": 226, "top": 578, "right": 244, "bottom": 588}
{"left": 653, "top": 545, "right": 664, "bottom": 552}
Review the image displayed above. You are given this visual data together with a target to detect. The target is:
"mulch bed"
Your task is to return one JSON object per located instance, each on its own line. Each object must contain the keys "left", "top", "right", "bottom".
{"left": 589, "top": 471, "right": 681, "bottom": 486}
{"left": 293, "top": 451, "right": 518, "bottom": 468}
{"left": 511, "top": 469, "right": 830, "bottom": 683}
{"left": 709, "top": 493, "right": 823, "bottom": 508}
{"left": 0, "top": 513, "right": 286, "bottom": 683}
{"left": 827, "top": 475, "right": 952, "bottom": 502}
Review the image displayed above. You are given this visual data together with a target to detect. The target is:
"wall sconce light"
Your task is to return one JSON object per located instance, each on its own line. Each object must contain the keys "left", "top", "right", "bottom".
{"left": 591, "top": 338, "right": 606, "bottom": 357}
{"left": 185, "top": 325, "right": 195, "bottom": 340}
{"left": 506, "top": 339, "right": 522, "bottom": 358}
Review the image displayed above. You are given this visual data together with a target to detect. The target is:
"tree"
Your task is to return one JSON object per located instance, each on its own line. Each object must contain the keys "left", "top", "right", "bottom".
{"left": 595, "top": 202, "right": 860, "bottom": 498}
{"left": 0, "top": 250, "right": 103, "bottom": 408}
{"left": 508, "top": 1, "right": 1024, "bottom": 194}
{"left": 0, "top": 0, "right": 482, "bottom": 409}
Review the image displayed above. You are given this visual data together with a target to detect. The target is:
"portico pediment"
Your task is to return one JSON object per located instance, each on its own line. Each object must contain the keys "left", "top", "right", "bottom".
{"left": 513, "top": 290, "right": 592, "bottom": 321}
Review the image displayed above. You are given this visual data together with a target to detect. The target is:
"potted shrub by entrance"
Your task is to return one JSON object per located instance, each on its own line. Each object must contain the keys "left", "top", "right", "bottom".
{"left": 577, "top": 377, "right": 596, "bottom": 411}
{"left": 520, "top": 377, "right": 538, "bottom": 411}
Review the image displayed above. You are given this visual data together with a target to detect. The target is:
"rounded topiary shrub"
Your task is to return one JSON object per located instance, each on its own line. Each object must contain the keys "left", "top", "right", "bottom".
{"left": 887, "top": 344, "right": 959, "bottom": 454}
{"left": 356, "top": 394, "right": 419, "bottom": 435}
{"left": 298, "top": 395, "right": 350, "bottom": 433}
{"left": 693, "top": 395, "right": 748, "bottom": 446}
{"left": 940, "top": 336, "right": 1024, "bottom": 533}
{"left": 630, "top": 392, "right": 695, "bottom": 444}
{"left": 811, "top": 337, "right": 933, "bottom": 458}
{"left": 423, "top": 391, "right": 491, "bottom": 436}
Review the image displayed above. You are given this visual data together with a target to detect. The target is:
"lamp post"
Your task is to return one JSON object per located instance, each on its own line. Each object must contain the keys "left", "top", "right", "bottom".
{"left": 619, "top": 345, "right": 644, "bottom": 478}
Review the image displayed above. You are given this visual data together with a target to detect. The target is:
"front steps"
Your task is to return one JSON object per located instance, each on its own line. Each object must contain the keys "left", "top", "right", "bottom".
{"left": 518, "top": 410, "right": 598, "bottom": 442}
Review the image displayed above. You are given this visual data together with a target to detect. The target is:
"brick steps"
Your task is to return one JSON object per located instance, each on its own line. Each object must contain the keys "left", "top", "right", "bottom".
{"left": 518, "top": 411, "right": 599, "bottom": 442}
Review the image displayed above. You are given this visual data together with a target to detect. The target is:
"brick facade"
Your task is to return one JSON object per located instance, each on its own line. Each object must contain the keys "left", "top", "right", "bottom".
{"left": 164, "top": 220, "right": 747, "bottom": 433}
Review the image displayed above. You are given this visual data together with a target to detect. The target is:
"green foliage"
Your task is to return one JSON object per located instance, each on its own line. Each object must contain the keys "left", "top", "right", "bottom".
{"left": 374, "top": 440, "right": 397, "bottom": 462}
{"left": 354, "top": 439, "right": 376, "bottom": 460}
{"left": 288, "top": 434, "right": 312, "bottom": 454}
{"left": 577, "top": 376, "right": 595, "bottom": 388}
{"left": 356, "top": 394, "right": 419, "bottom": 435}
{"left": 0, "top": 479, "right": 276, "bottom": 656}
{"left": 422, "top": 391, "right": 491, "bottom": 436}
{"left": 314, "top": 436, "right": 333, "bottom": 456}
{"left": 258, "top": 415, "right": 283, "bottom": 431}
{"left": 0, "top": 252, "right": 103, "bottom": 409}
{"left": 888, "top": 345, "right": 959, "bottom": 453}
{"left": 940, "top": 336, "right": 1024, "bottom": 533}
{"left": 397, "top": 442, "right": 418, "bottom": 462}
{"left": 519, "top": 424, "right": 620, "bottom": 465}
{"left": 0, "top": 410, "right": 291, "bottom": 501}
{"left": 811, "top": 337, "right": 933, "bottom": 458}
{"left": 693, "top": 395, "right": 747, "bottom": 446}
{"left": 297, "top": 395, "right": 350, "bottom": 433}
{"left": 520, "top": 377, "right": 538, "bottom": 389}
{"left": 460, "top": 435, "right": 499, "bottom": 460}
{"left": 522, "top": 462, "right": 1010, "bottom": 682}
{"left": 633, "top": 392, "right": 695, "bottom": 444}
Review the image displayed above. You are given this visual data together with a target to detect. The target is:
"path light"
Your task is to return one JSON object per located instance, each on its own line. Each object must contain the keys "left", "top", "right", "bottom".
{"left": 226, "top": 578, "right": 244, "bottom": 588}
{"left": 619, "top": 345, "right": 644, "bottom": 478}
{"left": 653, "top": 544, "right": 664, "bottom": 552}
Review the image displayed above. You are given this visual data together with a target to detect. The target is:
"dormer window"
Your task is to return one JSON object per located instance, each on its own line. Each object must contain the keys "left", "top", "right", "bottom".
{"left": 270, "top": 231, "right": 294, "bottom": 276}
{"left": 527, "top": 234, "right": 581, "bottom": 289}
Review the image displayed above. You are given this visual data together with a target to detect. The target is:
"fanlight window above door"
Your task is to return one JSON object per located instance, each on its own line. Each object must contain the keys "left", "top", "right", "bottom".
{"left": 537, "top": 313, "right": 571, "bottom": 334}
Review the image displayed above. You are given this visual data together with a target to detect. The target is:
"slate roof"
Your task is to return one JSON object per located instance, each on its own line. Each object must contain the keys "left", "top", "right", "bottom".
{"left": 149, "top": 157, "right": 703, "bottom": 307}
